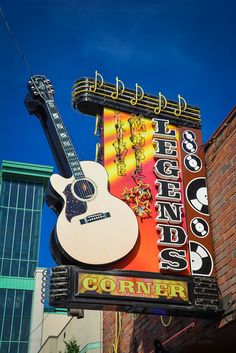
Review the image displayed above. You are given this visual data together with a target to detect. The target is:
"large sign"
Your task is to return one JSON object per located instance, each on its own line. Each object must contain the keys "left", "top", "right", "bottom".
{"left": 101, "top": 108, "right": 214, "bottom": 278}
{"left": 46, "top": 73, "right": 221, "bottom": 317}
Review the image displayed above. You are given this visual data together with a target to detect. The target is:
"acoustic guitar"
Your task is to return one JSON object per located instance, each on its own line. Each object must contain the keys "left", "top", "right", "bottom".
{"left": 25, "top": 75, "right": 139, "bottom": 265}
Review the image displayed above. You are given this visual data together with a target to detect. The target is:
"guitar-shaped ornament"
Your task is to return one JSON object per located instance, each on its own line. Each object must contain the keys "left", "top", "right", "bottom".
{"left": 25, "top": 75, "right": 139, "bottom": 265}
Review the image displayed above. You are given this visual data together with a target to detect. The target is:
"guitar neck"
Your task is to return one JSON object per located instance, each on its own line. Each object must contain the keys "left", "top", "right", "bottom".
{"left": 36, "top": 97, "right": 84, "bottom": 179}
{"left": 47, "top": 100, "right": 85, "bottom": 179}
{"left": 25, "top": 75, "right": 85, "bottom": 179}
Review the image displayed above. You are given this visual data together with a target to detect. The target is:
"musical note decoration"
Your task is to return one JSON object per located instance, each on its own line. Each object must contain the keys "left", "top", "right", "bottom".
{"left": 72, "top": 71, "right": 201, "bottom": 128}
{"left": 89, "top": 71, "right": 188, "bottom": 117}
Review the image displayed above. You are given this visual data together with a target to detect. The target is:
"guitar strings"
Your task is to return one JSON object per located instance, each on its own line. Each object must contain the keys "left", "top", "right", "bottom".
{"left": 0, "top": 6, "right": 33, "bottom": 76}
{"left": 41, "top": 92, "right": 94, "bottom": 200}
{"left": 65, "top": 125, "right": 95, "bottom": 199}
{"left": 68, "top": 132, "right": 98, "bottom": 200}
{"left": 60, "top": 133, "right": 95, "bottom": 200}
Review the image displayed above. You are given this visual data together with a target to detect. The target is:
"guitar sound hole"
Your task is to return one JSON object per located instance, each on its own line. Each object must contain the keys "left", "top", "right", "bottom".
{"left": 72, "top": 179, "right": 96, "bottom": 201}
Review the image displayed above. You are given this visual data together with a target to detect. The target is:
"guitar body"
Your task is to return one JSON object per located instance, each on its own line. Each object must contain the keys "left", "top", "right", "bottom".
{"left": 48, "top": 160, "right": 139, "bottom": 265}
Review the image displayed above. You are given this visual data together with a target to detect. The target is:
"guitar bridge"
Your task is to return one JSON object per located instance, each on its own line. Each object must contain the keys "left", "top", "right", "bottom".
{"left": 80, "top": 212, "right": 111, "bottom": 225}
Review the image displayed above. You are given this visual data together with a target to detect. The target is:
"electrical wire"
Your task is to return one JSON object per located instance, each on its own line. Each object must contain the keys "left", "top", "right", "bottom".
{"left": 160, "top": 315, "right": 172, "bottom": 327}
{"left": 112, "top": 312, "right": 122, "bottom": 353}
{"left": 0, "top": 5, "right": 33, "bottom": 75}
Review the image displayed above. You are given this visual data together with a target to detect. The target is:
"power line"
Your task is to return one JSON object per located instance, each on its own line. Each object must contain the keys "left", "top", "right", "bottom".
{"left": 0, "top": 5, "right": 33, "bottom": 76}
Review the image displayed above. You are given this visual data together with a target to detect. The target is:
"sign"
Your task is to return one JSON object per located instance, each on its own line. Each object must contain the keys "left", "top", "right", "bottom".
{"left": 78, "top": 273, "right": 189, "bottom": 302}
{"left": 47, "top": 73, "right": 221, "bottom": 317}
{"left": 48, "top": 266, "right": 221, "bottom": 317}
{"left": 101, "top": 109, "right": 214, "bottom": 277}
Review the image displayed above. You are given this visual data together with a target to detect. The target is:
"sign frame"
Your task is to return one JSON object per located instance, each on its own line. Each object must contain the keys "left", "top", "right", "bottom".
{"left": 49, "top": 266, "right": 221, "bottom": 318}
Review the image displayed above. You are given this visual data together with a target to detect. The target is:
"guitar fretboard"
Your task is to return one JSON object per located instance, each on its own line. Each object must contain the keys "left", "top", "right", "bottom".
{"left": 46, "top": 100, "right": 84, "bottom": 179}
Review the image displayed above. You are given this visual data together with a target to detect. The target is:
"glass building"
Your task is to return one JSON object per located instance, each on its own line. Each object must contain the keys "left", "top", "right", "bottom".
{"left": 0, "top": 160, "right": 53, "bottom": 353}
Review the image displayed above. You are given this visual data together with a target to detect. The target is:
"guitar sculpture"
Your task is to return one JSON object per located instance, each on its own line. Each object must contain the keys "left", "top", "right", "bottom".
{"left": 25, "top": 75, "right": 139, "bottom": 265}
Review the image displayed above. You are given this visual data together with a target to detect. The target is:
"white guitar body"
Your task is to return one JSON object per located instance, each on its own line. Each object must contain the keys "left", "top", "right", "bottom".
{"left": 50, "top": 160, "right": 139, "bottom": 265}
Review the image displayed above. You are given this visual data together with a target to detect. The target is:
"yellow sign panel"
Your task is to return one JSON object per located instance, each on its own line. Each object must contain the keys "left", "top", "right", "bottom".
{"left": 78, "top": 273, "right": 189, "bottom": 302}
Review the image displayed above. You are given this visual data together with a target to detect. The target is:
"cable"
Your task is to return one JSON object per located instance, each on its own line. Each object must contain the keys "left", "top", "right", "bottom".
{"left": 112, "top": 312, "right": 122, "bottom": 353}
{"left": 160, "top": 315, "right": 172, "bottom": 327}
{"left": 0, "top": 5, "right": 33, "bottom": 75}
{"left": 8, "top": 312, "right": 50, "bottom": 353}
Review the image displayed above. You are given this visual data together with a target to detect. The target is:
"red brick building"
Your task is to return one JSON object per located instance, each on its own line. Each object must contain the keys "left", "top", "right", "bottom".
{"left": 103, "top": 107, "right": 236, "bottom": 353}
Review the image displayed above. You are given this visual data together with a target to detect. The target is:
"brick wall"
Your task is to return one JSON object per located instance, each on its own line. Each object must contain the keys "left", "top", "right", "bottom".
{"left": 103, "top": 108, "right": 236, "bottom": 353}
{"left": 205, "top": 108, "right": 236, "bottom": 305}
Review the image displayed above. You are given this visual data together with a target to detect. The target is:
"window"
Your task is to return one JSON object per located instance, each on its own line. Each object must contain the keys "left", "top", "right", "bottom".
{"left": 11, "top": 316, "right": 21, "bottom": 340}
{"left": 0, "top": 208, "right": 7, "bottom": 257}
{"left": 2, "top": 316, "right": 12, "bottom": 340}
{"left": 5, "top": 290, "right": 15, "bottom": 317}
{"left": 19, "top": 260, "right": 27, "bottom": 277}
{"left": 25, "top": 183, "right": 34, "bottom": 209}
{"left": 29, "top": 211, "right": 41, "bottom": 261}
{"left": 23, "top": 291, "right": 32, "bottom": 317}
{"left": 0, "top": 290, "right": 32, "bottom": 352}
{"left": 21, "top": 211, "right": 32, "bottom": 260}
{"left": 34, "top": 184, "right": 43, "bottom": 210}
{"left": 17, "top": 181, "right": 27, "bottom": 208}
{"left": 10, "top": 260, "right": 19, "bottom": 276}
{"left": 19, "top": 342, "right": 28, "bottom": 353}
{"left": 0, "top": 342, "right": 9, "bottom": 353}
{"left": 0, "top": 289, "right": 6, "bottom": 317}
{"left": 2, "top": 259, "right": 10, "bottom": 276}
{"left": 3, "top": 208, "right": 16, "bottom": 258}
{"left": 12, "top": 209, "right": 24, "bottom": 258}
{"left": 14, "top": 291, "right": 23, "bottom": 317}
{"left": 9, "top": 181, "right": 18, "bottom": 208}
{"left": 28, "top": 261, "right": 37, "bottom": 277}
{"left": 20, "top": 317, "right": 30, "bottom": 340}
{"left": 9, "top": 342, "right": 18, "bottom": 353}
{"left": 0, "top": 180, "right": 10, "bottom": 206}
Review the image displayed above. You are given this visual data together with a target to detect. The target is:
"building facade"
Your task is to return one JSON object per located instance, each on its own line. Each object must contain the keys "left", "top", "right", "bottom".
{"left": 103, "top": 108, "right": 236, "bottom": 353}
{"left": 38, "top": 309, "right": 102, "bottom": 353}
{"left": 29, "top": 268, "right": 102, "bottom": 353}
{"left": 0, "top": 160, "right": 53, "bottom": 353}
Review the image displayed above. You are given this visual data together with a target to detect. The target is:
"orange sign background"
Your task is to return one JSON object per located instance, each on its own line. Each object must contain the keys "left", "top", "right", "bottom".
{"left": 102, "top": 108, "right": 191, "bottom": 274}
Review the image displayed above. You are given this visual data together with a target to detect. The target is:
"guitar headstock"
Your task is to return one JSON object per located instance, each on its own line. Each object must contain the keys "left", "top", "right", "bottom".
{"left": 28, "top": 75, "right": 55, "bottom": 102}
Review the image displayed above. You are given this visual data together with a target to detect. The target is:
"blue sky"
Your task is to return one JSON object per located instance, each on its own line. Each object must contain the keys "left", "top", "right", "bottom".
{"left": 1, "top": 0, "right": 236, "bottom": 267}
